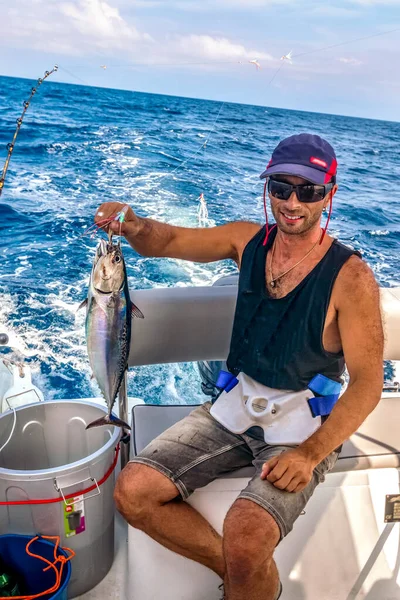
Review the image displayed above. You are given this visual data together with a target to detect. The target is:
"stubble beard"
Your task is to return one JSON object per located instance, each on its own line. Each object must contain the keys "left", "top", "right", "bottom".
{"left": 271, "top": 204, "right": 322, "bottom": 237}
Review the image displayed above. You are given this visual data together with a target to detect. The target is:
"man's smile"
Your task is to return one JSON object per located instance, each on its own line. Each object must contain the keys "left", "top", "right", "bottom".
{"left": 281, "top": 212, "right": 304, "bottom": 222}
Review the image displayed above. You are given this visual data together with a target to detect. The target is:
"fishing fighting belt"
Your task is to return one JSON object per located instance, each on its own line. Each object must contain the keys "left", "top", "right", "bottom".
{"left": 210, "top": 371, "right": 341, "bottom": 445}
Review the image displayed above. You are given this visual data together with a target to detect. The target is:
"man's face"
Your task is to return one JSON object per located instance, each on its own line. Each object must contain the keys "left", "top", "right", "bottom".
{"left": 269, "top": 175, "right": 334, "bottom": 236}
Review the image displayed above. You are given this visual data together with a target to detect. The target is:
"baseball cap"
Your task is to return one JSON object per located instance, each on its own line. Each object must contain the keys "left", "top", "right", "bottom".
{"left": 260, "top": 133, "right": 337, "bottom": 185}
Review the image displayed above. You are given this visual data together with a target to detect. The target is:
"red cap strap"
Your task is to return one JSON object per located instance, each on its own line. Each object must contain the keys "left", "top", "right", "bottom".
{"left": 324, "top": 158, "right": 337, "bottom": 184}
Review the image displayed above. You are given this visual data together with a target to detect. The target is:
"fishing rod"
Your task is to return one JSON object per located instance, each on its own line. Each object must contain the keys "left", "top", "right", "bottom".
{"left": 0, "top": 64, "right": 58, "bottom": 197}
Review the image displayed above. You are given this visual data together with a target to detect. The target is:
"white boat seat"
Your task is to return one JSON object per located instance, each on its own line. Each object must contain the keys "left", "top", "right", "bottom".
{"left": 129, "top": 281, "right": 400, "bottom": 366}
{"left": 131, "top": 392, "right": 400, "bottom": 477}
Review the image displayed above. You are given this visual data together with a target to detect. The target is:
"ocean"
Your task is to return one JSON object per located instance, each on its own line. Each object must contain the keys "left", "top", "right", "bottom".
{"left": 0, "top": 75, "right": 399, "bottom": 404}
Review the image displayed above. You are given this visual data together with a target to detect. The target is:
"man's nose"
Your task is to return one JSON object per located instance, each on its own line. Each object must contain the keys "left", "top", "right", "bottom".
{"left": 283, "top": 191, "right": 302, "bottom": 210}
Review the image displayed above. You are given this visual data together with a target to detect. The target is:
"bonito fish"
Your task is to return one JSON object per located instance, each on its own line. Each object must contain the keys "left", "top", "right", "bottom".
{"left": 83, "top": 237, "right": 144, "bottom": 430}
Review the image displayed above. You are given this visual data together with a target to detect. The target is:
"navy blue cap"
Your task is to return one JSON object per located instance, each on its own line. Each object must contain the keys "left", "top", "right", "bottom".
{"left": 260, "top": 133, "right": 337, "bottom": 185}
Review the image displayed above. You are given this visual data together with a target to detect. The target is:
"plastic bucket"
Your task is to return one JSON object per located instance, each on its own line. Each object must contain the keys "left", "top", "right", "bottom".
{"left": 0, "top": 534, "right": 71, "bottom": 600}
{"left": 0, "top": 400, "right": 121, "bottom": 598}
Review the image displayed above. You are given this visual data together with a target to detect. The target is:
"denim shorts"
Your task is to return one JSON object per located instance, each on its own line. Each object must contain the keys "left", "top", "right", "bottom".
{"left": 130, "top": 402, "right": 338, "bottom": 540}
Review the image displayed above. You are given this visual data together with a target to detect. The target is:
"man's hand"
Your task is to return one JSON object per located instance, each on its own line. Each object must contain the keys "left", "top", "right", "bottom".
{"left": 260, "top": 448, "right": 317, "bottom": 493}
{"left": 95, "top": 202, "right": 140, "bottom": 237}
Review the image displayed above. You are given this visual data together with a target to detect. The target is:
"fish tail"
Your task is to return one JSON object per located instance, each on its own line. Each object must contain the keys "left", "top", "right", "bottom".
{"left": 86, "top": 414, "right": 131, "bottom": 430}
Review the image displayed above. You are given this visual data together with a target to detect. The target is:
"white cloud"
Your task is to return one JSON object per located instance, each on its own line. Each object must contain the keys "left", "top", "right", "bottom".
{"left": 60, "top": 0, "right": 150, "bottom": 43}
{"left": 2, "top": 0, "right": 152, "bottom": 56}
{"left": 177, "top": 35, "right": 273, "bottom": 62}
{"left": 339, "top": 57, "right": 363, "bottom": 65}
{"left": 1, "top": 0, "right": 272, "bottom": 67}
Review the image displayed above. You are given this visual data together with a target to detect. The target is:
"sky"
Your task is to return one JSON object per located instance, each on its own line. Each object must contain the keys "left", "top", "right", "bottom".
{"left": 0, "top": 0, "right": 399, "bottom": 121}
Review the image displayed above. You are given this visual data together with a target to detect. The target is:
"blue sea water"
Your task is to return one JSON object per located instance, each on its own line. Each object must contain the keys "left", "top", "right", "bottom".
{"left": 0, "top": 75, "right": 399, "bottom": 403}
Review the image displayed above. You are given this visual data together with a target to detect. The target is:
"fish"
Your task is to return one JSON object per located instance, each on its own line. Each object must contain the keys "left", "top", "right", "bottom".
{"left": 82, "top": 237, "right": 144, "bottom": 430}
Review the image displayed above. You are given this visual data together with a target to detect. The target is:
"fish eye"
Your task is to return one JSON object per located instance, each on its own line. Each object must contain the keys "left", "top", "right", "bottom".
{"left": 113, "top": 255, "right": 121, "bottom": 263}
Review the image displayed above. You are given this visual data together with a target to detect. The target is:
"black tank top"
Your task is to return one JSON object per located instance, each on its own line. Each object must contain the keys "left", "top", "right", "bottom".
{"left": 226, "top": 226, "right": 361, "bottom": 391}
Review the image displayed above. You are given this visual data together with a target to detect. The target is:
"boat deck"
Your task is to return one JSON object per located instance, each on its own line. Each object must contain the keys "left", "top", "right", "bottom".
{"left": 74, "top": 516, "right": 128, "bottom": 600}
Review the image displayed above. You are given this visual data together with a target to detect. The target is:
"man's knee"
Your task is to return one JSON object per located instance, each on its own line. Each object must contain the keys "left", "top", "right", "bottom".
{"left": 114, "top": 462, "right": 180, "bottom": 525}
{"left": 223, "top": 499, "right": 280, "bottom": 584}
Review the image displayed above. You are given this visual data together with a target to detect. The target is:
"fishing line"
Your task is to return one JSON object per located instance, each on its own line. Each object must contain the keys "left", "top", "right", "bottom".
{"left": 57, "top": 65, "right": 87, "bottom": 86}
{"left": 62, "top": 59, "right": 266, "bottom": 70}
{"left": 71, "top": 60, "right": 246, "bottom": 69}
{"left": 266, "top": 62, "right": 286, "bottom": 87}
{"left": 0, "top": 65, "right": 58, "bottom": 197}
{"left": 60, "top": 25, "right": 400, "bottom": 74}
{"left": 292, "top": 27, "right": 400, "bottom": 59}
{"left": 168, "top": 101, "right": 225, "bottom": 178}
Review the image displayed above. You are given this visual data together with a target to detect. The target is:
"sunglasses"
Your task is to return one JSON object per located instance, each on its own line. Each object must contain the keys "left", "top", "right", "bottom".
{"left": 268, "top": 177, "right": 334, "bottom": 204}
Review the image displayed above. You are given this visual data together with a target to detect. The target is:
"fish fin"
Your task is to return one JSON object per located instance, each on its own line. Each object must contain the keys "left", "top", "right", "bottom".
{"left": 131, "top": 303, "right": 144, "bottom": 319}
{"left": 86, "top": 414, "right": 131, "bottom": 430}
{"left": 77, "top": 298, "right": 88, "bottom": 312}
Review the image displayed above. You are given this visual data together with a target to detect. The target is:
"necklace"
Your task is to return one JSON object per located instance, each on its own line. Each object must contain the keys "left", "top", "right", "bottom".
{"left": 268, "top": 234, "right": 321, "bottom": 288}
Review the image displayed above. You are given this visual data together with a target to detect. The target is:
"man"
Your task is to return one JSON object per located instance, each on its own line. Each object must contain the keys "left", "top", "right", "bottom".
{"left": 95, "top": 133, "right": 383, "bottom": 600}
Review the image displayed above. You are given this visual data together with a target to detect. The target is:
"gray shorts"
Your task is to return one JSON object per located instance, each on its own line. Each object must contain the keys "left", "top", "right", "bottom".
{"left": 130, "top": 402, "right": 338, "bottom": 540}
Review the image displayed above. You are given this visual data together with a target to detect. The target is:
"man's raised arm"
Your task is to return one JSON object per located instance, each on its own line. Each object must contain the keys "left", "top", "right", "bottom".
{"left": 95, "top": 201, "right": 261, "bottom": 265}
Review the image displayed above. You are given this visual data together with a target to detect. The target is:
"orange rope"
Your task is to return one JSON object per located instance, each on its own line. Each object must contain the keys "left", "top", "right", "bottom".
{"left": 0, "top": 536, "right": 75, "bottom": 600}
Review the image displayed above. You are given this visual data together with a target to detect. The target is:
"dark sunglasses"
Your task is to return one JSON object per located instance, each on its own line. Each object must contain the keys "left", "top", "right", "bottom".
{"left": 268, "top": 177, "right": 334, "bottom": 203}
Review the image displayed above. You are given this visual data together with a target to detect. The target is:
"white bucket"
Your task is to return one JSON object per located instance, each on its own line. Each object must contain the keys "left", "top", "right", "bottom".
{"left": 0, "top": 400, "right": 121, "bottom": 598}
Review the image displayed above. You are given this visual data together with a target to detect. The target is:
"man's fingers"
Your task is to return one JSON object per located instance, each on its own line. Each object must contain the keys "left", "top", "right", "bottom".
{"left": 266, "top": 459, "right": 288, "bottom": 483}
{"left": 261, "top": 450, "right": 315, "bottom": 491}
{"left": 260, "top": 456, "right": 279, "bottom": 480}
{"left": 294, "top": 481, "right": 308, "bottom": 493}
{"left": 109, "top": 220, "right": 128, "bottom": 234}
{"left": 95, "top": 206, "right": 118, "bottom": 223}
{"left": 270, "top": 469, "right": 297, "bottom": 490}
{"left": 285, "top": 477, "right": 303, "bottom": 493}
{"left": 95, "top": 202, "right": 128, "bottom": 225}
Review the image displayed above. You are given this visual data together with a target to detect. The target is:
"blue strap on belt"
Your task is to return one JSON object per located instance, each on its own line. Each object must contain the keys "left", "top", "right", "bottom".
{"left": 216, "top": 370, "right": 239, "bottom": 393}
{"left": 308, "top": 374, "right": 341, "bottom": 397}
{"left": 307, "top": 374, "right": 341, "bottom": 417}
{"left": 308, "top": 394, "right": 340, "bottom": 418}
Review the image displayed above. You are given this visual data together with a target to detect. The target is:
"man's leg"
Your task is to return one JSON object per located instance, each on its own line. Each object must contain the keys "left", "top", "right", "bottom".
{"left": 114, "top": 402, "right": 253, "bottom": 579}
{"left": 221, "top": 439, "right": 339, "bottom": 599}
{"left": 114, "top": 463, "right": 225, "bottom": 577}
{"left": 223, "top": 499, "right": 281, "bottom": 600}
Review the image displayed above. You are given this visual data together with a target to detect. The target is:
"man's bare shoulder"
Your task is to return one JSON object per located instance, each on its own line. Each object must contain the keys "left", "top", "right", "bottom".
{"left": 333, "top": 254, "right": 380, "bottom": 309}
{"left": 231, "top": 221, "right": 263, "bottom": 265}
{"left": 232, "top": 220, "right": 263, "bottom": 237}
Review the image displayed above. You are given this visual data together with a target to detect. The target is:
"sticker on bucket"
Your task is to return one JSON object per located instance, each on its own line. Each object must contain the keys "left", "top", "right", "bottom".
{"left": 64, "top": 495, "right": 86, "bottom": 537}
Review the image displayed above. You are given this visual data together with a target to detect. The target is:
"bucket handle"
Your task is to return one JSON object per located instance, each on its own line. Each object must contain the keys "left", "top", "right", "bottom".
{"left": 54, "top": 475, "right": 101, "bottom": 506}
